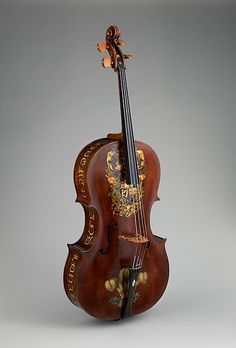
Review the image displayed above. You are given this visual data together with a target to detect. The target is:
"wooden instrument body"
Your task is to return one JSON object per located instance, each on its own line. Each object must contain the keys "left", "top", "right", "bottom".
{"left": 63, "top": 136, "right": 169, "bottom": 320}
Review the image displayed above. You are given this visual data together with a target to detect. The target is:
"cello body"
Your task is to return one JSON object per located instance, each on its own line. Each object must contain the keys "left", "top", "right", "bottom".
{"left": 63, "top": 26, "right": 169, "bottom": 321}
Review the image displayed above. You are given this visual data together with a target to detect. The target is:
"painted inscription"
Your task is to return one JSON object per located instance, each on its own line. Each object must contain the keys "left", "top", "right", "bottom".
{"left": 84, "top": 210, "right": 96, "bottom": 246}
{"left": 67, "top": 253, "right": 78, "bottom": 295}
{"left": 76, "top": 141, "right": 102, "bottom": 200}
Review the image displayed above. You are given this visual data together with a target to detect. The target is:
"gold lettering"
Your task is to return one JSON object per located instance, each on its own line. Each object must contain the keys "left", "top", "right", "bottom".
{"left": 88, "top": 227, "right": 94, "bottom": 236}
{"left": 67, "top": 254, "right": 78, "bottom": 293}
{"left": 83, "top": 210, "right": 97, "bottom": 246}
{"left": 89, "top": 211, "right": 95, "bottom": 219}
{"left": 78, "top": 168, "right": 84, "bottom": 176}
{"left": 69, "top": 263, "right": 76, "bottom": 273}
{"left": 83, "top": 149, "right": 92, "bottom": 158}
{"left": 77, "top": 143, "right": 103, "bottom": 200}
{"left": 68, "top": 283, "right": 73, "bottom": 291}
{"left": 80, "top": 157, "right": 86, "bottom": 166}
{"left": 79, "top": 178, "right": 85, "bottom": 186}
{"left": 84, "top": 235, "right": 93, "bottom": 245}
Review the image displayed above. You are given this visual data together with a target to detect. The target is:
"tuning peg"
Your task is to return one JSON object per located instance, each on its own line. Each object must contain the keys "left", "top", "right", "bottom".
{"left": 117, "top": 39, "right": 125, "bottom": 46}
{"left": 124, "top": 54, "right": 133, "bottom": 60}
{"left": 102, "top": 56, "right": 111, "bottom": 68}
{"left": 97, "top": 41, "right": 107, "bottom": 52}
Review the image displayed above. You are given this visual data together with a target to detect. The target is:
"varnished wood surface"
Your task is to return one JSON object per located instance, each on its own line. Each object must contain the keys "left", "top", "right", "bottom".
{"left": 64, "top": 137, "right": 169, "bottom": 320}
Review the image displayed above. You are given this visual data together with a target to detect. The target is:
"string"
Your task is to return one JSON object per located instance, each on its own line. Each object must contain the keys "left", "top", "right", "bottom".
{"left": 118, "top": 64, "right": 141, "bottom": 268}
{"left": 117, "top": 62, "right": 139, "bottom": 259}
{"left": 121, "top": 65, "right": 148, "bottom": 268}
{"left": 123, "top": 66, "right": 147, "bottom": 267}
{"left": 121, "top": 63, "right": 149, "bottom": 269}
{"left": 118, "top": 61, "right": 148, "bottom": 269}
{"left": 118, "top": 64, "right": 135, "bottom": 185}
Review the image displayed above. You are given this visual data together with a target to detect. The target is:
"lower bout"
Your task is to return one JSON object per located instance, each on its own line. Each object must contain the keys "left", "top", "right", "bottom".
{"left": 64, "top": 239, "right": 169, "bottom": 320}
{"left": 79, "top": 253, "right": 169, "bottom": 320}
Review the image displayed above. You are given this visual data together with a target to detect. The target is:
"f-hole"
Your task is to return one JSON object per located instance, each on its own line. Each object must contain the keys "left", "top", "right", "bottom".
{"left": 99, "top": 222, "right": 118, "bottom": 255}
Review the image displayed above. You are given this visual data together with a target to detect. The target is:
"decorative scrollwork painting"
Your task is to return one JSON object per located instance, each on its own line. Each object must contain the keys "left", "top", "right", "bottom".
{"left": 106, "top": 149, "right": 146, "bottom": 217}
{"left": 105, "top": 267, "right": 148, "bottom": 307}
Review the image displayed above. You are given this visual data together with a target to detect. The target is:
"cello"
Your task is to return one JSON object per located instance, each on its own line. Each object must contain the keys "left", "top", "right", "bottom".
{"left": 63, "top": 25, "right": 169, "bottom": 320}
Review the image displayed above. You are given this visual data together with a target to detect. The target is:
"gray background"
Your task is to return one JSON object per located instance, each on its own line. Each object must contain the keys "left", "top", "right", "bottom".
{"left": 0, "top": 0, "right": 235, "bottom": 347}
